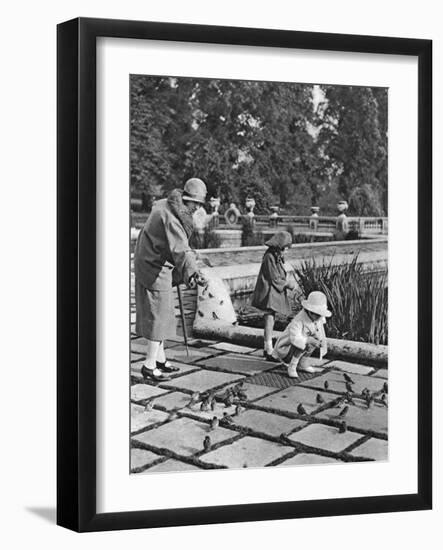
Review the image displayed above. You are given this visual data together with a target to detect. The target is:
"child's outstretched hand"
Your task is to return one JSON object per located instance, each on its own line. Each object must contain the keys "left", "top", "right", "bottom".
{"left": 306, "top": 336, "right": 322, "bottom": 348}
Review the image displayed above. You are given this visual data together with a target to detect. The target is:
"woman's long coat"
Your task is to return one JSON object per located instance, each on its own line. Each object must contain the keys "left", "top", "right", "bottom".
{"left": 251, "top": 248, "right": 292, "bottom": 316}
{"left": 134, "top": 190, "right": 199, "bottom": 340}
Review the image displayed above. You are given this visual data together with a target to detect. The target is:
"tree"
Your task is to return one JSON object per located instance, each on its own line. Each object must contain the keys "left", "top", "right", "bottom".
{"left": 316, "top": 86, "right": 388, "bottom": 215}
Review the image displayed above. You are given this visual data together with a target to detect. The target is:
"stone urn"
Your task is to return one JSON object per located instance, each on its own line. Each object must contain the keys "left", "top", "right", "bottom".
{"left": 209, "top": 196, "right": 221, "bottom": 215}
{"left": 336, "top": 201, "right": 349, "bottom": 234}
{"left": 245, "top": 197, "right": 256, "bottom": 217}
{"left": 208, "top": 196, "right": 220, "bottom": 228}
{"left": 310, "top": 206, "right": 320, "bottom": 217}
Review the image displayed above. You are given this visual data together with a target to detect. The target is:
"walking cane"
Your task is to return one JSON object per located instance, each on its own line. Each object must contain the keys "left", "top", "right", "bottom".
{"left": 177, "top": 284, "right": 190, "bottom": 357}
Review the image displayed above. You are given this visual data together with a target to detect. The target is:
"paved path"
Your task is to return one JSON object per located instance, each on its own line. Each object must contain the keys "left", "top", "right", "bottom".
{"left": 130, "top": 294, "right": 388, "bottom": 473}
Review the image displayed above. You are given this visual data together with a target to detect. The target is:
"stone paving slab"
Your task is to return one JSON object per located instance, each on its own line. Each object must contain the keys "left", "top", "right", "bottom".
{"left": 208, "top": 342, "right": 256, "bottom": 354}
{"left": 301, "top": 370, "right": 387, "bottom": 395}
{"left": 254, "top": 385, "right": 332, "bottom": 415}
{"left": 130, "top": 384, "right": 170, "bottom": 402}
{"left": 233, "top": 409, "right": 306, "bottom": 437}
{"left": 164, "top": 345, "right": 224, "bottom": 364}
{"left": 278, "top": 453, "right": 342, "bottom": 466}
{"left": 350, "top": 438, "right": 388, "bottom": 460}
{"left": 131, "top": 404, "right": 170, "bottom": 432}
{"left": 247, "top": 349, "right": 266, "bottom": 357}
{"left": 316, "top": 401, "right": 388, "bottom": 435}
{"left": 200, "top": 354, "right": 275, "bottom": 375}
{"left": 131, "top": 448, "right": 163, "bottom": 471}
{"left": 151, "top": 391, "right": 192, "bottom": 411}
{"left": 131, "top": 352, "right": 145, "bottom": 363}
{"left": 161, "top": 369, "right": 244, "bottom": 393}
{"left": 200, "top": 436, "right": 293, "bottom": 468}
{"left": 288, "top": 424, "right": 363, "bottom": 453}
{"left": 372, "top": 368, "right": 388, "bottom": 379}
{"left": 143, "top": 459, "right": 202, "bottom": 473}
{"left": 132, "top": 417, "right": 236, "bottom": 456}
{"left": 131, "top": 343, "right": 148, "bottom": 354}
{"left": 327, "top": 360, "right": 375, "bottom": 376}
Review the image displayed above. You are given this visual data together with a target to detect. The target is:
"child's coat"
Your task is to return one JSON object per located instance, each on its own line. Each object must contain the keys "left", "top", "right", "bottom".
{"left": 272, "top": 308, "right": 327, "bottom": 365}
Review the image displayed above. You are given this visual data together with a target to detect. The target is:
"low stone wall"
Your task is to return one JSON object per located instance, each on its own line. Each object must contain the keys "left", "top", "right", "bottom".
{"left": 199, "top": 239, "right": 387, "bottom": 295}
{"left": 194, "top": 320, "right": 388, "bottom": 367}
{"left": 197, "top": 237, "right": 387, "bottom": 267}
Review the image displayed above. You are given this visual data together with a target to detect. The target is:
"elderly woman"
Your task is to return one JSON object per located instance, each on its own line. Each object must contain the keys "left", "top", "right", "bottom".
{"left": 251, "top": 231, "right": 295, "bottom": 360}
{"left": 134, "top": 178, "right": 208, "bottom": 381}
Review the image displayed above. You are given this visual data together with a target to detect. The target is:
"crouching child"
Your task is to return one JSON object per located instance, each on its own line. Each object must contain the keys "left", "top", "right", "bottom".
{"left": 272, "top": 291, "right": 331, "bottom": 378}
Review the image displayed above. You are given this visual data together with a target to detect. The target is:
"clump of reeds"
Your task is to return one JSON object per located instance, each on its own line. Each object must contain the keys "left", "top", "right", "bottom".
{"left": 292, "top": 255, "right": 388, "bottom": 345}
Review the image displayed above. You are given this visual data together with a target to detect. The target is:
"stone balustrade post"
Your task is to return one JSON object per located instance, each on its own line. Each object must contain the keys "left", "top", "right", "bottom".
{"left": 269, "top": 205, "right": 279, "bottom": 228}
{"left": 336, "top": 201, "right": 349, "bottom": 236}
{"left": 309, "top": 206, "right": 320, "bottom": 231}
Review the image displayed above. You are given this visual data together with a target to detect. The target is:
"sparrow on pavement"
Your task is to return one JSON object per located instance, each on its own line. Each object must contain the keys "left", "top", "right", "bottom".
{"left": 224, "top": 394, "right": 234, "bottom": 407}
{"left": 365, "top": 394, "right": 374, "bottom": 408}
{"left": 203, "top": 436, "right": 211, "bottom": 452}
{"left": 235, "top": 404, "right": 243, "bottom": 416}
{"left": 297, "top": 403, "right": 307, "bottom": 416}
{"left": 210, "top": 416, "right": 219, "bottom": 430}
{"left": 316, "top": 393, "right": 325, "bottom": 404}
{"left": 344, "top": 392, "right": 355, "bottom": 405}
{"left": 343, "top": 373, "right": 355, "bottom": 384}
{"left": 324, "top": 380, "right": 329, "bottom": 390}
{"left": 339, "top": 421, "right": 347, "bottom": 433}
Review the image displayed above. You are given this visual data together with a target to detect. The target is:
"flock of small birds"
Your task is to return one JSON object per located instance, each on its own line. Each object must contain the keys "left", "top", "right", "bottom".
{"left": 140, "top": 372, "right": 388, "bottom": 453}
{"left": 292, "top": 373, "right": 388, "bottom": 435}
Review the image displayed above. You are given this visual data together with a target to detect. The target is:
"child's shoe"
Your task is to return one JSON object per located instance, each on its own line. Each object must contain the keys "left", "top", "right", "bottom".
{"left": 287, "top": 363, "right": 299, "bottom": 378}
{"left": 264, "top": 350, "right": 280, "bottom": 363}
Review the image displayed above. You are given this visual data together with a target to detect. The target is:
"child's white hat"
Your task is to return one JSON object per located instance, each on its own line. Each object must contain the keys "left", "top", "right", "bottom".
{"left": 302, "top": 291, "right": 332, "bottom": 317}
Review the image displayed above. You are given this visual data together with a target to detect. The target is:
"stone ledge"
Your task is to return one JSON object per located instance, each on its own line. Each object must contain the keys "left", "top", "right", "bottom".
{"left": 193, "top": 320, "right": 388, "bottom": 367}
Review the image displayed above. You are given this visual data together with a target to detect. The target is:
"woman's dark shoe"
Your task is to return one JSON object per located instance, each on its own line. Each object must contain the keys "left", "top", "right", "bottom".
{"left": 156, "top": 361, "right": 180, "bottom": 373}
{"left": 263, "top": 351, "right": 280, "bottom": 363}
{"left": 141, "top": 365, "right": 171, "bottom": 381}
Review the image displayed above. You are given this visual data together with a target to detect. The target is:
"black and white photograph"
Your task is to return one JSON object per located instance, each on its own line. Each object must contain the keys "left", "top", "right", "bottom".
{"left": 129, "top": 75, "right": 389, "bottom": 474}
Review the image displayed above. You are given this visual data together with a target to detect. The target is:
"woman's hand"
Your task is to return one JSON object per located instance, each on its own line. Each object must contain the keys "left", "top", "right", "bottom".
{"left": 188, "top": 271, "right": 208, "bottom": 289}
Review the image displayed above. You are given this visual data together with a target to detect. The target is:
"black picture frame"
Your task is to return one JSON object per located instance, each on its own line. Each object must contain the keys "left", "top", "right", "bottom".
{"left": 57, "top": 17, "right": 432, "bottom": 532}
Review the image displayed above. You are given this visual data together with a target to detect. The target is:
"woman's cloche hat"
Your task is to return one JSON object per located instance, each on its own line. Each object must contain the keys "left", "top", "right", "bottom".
{"left": 182, "top": 178, "right": 207, "bottom": 204}
{"left": 302, "top": 291, "right": 332, "bottom": 318}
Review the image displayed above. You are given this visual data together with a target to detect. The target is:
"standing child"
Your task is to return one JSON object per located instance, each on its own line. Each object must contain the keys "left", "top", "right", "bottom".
{"left": 272, "top": 291, "right": 331, "bottom": 378}
{"left": 251, "top": 231, "right": 295, "bottom": 361}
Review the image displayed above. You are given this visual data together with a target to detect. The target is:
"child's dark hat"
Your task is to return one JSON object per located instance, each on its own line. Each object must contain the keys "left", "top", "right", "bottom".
{"left": 265, "top": 231, "right": 292, "bottom": 249}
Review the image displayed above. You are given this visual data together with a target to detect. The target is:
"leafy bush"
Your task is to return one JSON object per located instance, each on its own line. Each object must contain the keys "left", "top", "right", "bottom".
{"left": 292, "top": 255, "right": 388, "bottom": 345}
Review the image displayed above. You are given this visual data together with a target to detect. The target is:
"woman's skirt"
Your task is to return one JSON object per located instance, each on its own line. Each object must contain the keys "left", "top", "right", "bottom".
{"left": 135, "top": 280, "right": 177, "bottom": 341}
